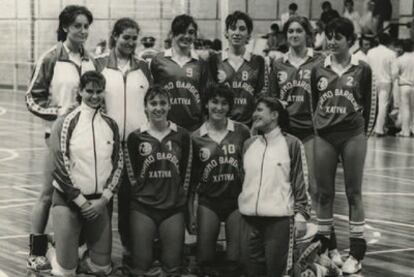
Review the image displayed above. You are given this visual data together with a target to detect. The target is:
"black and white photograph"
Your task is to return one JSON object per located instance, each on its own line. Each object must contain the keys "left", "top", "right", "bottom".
{"left": 0, "top": 0, "right": 412, "bottom": 276}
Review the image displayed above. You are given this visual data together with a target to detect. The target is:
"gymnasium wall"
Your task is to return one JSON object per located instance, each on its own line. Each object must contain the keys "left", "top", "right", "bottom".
{"left": 0, "top": 0, "right": 408, "bottom": 91}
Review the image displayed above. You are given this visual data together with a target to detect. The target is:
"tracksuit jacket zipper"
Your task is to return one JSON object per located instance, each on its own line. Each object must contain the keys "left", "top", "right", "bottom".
{"left": 92, "top": 109, "right": 99, "bottom": 193}
{"left": 255, "top": 136, "right": 267, "bottom": 215}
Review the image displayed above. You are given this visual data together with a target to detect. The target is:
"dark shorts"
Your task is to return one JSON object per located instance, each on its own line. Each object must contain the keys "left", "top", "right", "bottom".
{"left": 198, "top": 197, "right": 238, "bottom": 222}
{"left": 318, "top": 126, "right": 365, "bottom": 152}
{"left": 131, "top": 201, "right": 185, "bottom": 226}
{"left": 52, "top": 189, "right": 113, "bottom": 214}
{"left": 288, "top": 127, "right": 315, "bottom": 142}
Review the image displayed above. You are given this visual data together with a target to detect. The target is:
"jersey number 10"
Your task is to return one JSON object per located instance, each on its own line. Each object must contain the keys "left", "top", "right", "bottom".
{"left": 222, "top": 144, "right": 236, "bottom": 155}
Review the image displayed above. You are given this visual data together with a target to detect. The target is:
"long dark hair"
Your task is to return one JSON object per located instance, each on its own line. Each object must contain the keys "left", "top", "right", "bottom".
{"left": 57, "top": 5, "right": 93, "bottom": 42}
{"left": 256, "top": 97, "right": 290, "bottom": 132}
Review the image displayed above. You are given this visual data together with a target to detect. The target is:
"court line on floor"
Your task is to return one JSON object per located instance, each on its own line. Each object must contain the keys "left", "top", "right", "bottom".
{"left": 0, "top": 149, "right": 18, "bottom": 163}
{"left": 366, "top": 247, "right": 414, "bottom": 255}
{"left": 11, "top": 186, "right": 40, "bottom": 196}
{"left": 365, "top": 166, "right": 414, "bottom": 171}
{"left": 0, "top": 198, "right": 36, "bottom": 203}
{"left": 12, "top": 147, "right": 47, "bottom": 152}
{"left": 0, "top": 117, "right": 42, "bottom": 127}
{"left": 0, "top": 171, "right": 43, "bottom": 176}
{"left": 0, "top": 202, "right": 34, "bottom": 209}
{"left": 363, "top": 173, "right": 414, "bottom": 185}
{"left": 336, "top": 191, "right": 414, "bottom": 196}
{"left": 370, "top": 148, "right": 414, "bottom": 157}
{"left": 334, "top": 213, "right": 414, "bottom": 229}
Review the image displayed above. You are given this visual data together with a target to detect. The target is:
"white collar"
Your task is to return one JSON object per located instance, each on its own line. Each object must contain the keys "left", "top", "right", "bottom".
{"left": 199, "top": 119, "right": 235, "bottom": 136}
{"left": 283, "top": 47, "right": 314, "bottom": 63}
{"left": 141, "top": 121, "right": 178, "bottom": 133}
{"left": 164, "top": 47, "right": 199, "bottom": 60}
{"left": 222, "top": 49, "right": 252, "bottom": 62}
{"left": 324, "top": 54, "right": 359, "bottom": 68}
{"left": 79, "top": 102, "right": 99, "bottom": 115}
{"left": 263, "top": 126, "right": 282, "bottom": 140}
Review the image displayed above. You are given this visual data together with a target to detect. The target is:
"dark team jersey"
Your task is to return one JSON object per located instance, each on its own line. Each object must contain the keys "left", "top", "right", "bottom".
{"left": 190, "top": 120, "right": 250, "bottom": 200}
{"left": 269, "top": 49, "right": 324, "bottom": 132}
{"left": 210, "top": 51, "right": 267, "bottom": 125}
{"left": 311, "top": 55, "right": 376, "bottom": 134}
{"left": 150, "top": 49, "right": 208, "bottom": 131}
{"left": 125, "top": 122, "right": 192, "bottom": 210}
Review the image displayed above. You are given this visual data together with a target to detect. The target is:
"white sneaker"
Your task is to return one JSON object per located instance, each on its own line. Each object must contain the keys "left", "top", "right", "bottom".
{"left": 329, "top": 249, "right": 344, "bottom": 267}
{"left": 342, "top": 255, "right": 362, "bottom": 274}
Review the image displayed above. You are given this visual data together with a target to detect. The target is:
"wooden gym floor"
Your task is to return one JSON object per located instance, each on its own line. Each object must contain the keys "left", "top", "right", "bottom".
{"left": 0, "top": 91, "right": 412, "bottom": 277}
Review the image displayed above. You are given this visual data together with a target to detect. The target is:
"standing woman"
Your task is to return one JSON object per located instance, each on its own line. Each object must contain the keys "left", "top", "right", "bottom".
{"left": 210, "top": 11, "right": 267, "bottom": 126}
{"left": 126, "top": 86, "right": 192, "bottom": 277}
{"left": 188, "top": 85, "right": 250, "bottom": 276}
{"left": 25, "top": 5, "right": 96, "bottom": 271}
{"left": 238, "top": 97, "right": 311, "bottom": 277}
{"left": 311, "top": 17, "right": 376, "bottom": 274}
{"left": 49, "top": 71, "right": 123, "bottom": 276}
{"left": 269, "top": 15, "right": 324, "bottom": 214}
{"left": 95, "top": 17, "right": 152, "bottom": 265}
{"left": 150, "top": 14, "right": 208, "bottom": 131}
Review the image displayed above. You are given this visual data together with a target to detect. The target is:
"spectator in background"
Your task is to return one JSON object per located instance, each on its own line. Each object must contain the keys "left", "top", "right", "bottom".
{"left": 139, "top": 36, "right": 159, "bottom": 63}
{"left": 360, "top": 0, "right": 376, "bottom": 35}
{"left": 163, "top": 38, "right": 172, "bottom": 50}
{"left": 266, "top": 23, "right": 284, "bottom": 64}
{"left": 367, "top": 32, "right": 398, "bottom": 136}
{"left": 95, "top": 40, "right": 107, "bottom": 56}
{"left": 343, "top": 0, "right": 361, "bottom": 37}
{"left": 352, "top": 34, "right": 374, "bottom": 63}
{"left": 314, "top": 20, "right": 326, "bottom": 51}
{"left": 391, "top": 39, "right": 404, "bottom": 57}
{"left": 372, "top": 0, "right": 392, "bottom": 33}
{"left": 281, "top": 3, "right": 299, "bottom": 29}
{"left": 203, "top": 39, "right": 213, "bottom": 50}
{"left": 212, "top": 39, "right": 222, "bottom": 52}
{"left": 320, "top": 1, "right": 340, "bottom": 26}
{"left": 396, "top": 39, "right": 414, "bottom": 137}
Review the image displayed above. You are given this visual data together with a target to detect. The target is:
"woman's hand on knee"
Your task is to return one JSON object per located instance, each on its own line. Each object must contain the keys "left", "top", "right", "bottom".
{"left": 80, "top": 199, "right": 107, "bottom": 221}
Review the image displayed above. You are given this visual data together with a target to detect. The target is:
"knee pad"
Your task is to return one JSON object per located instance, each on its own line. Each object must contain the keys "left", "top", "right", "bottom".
{"left": 349, "top": 238, "right": 367, "bottom": 261}
{"left": 49, "top": 252, "right": 76, "bottom": 277}
{"left": 311, "top": 234, "right": 330, "bottom": 254}
{"left": 29, "top": 234, "right": 49, "bottom": 256}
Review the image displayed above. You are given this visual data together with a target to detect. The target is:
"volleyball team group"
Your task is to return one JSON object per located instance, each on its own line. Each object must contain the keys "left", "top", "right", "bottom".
{"left": 24, "top": 4, "right": 376, "bottom": 277}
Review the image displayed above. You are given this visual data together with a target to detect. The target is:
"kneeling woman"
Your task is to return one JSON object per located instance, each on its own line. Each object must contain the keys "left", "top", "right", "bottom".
{"left": 126, "top": 86, "right": 192, "bottom": 276}
{"left": 238, "top": 97, "right": 311, "bottom": 277}
{"left": 188, "top": 85, "right": 250, "bottom": 276}
{"left": 49, "top": 71, "right": 123, "bottom": 276}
